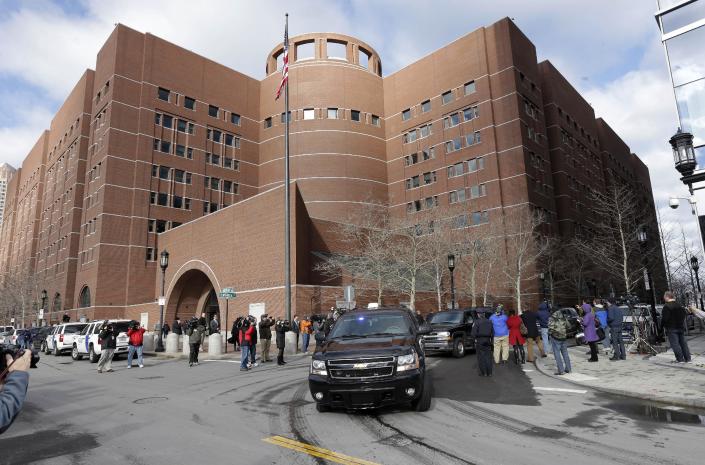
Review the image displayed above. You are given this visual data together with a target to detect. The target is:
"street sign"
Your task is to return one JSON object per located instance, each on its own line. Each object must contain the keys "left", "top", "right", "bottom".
{"left": 336, "top": 301, "right": 356, "bottom": 310}
{"left": 158, "top": 297, "right": 166, "bottom": 306}
{"left": 219, "top": 287, "right": 236, "bottom": 299}
{"left": 38, "top": 309, "right": 44, "bottom": 319}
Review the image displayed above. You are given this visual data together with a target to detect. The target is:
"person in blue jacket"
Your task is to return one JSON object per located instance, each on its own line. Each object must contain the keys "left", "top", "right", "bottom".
{"left": 1, "top": 350, "right": 31, "bottom": 434}
{"left": 594, "top": 299, "right": 610, "bottom": 354}
{"left": 489, "top": 305, "right": 510, "bottom": 364}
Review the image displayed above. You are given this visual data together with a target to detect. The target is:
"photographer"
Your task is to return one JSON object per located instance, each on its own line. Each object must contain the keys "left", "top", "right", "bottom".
{"left": 1, "top": 350, "right": 31, "bottom": 434}
{"left": 239, "top": 318, "right": 254, "bottom": 372}
{"left": 248, "top": 316, "right": 258, "bottom": 368}
{"left": 258, "top": 315, "right": 275, "bottom": 363}
{"left": 97, "top": 322, "right": 116, "bottom": 373}
{"left": 186, "top": 318, "right": 203, "bottom": 367}
{"left": 127, "top": 321, "right": 146, "bottom": 369}
{"left": 275, "top": 319, "right": 291, "bottom": 366}
{"left": 231, "top": 317, "right": 243, "bottom": 352}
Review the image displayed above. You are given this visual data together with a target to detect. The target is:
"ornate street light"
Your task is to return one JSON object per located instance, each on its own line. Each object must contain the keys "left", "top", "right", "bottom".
{"left": 670, "top": 128, "right": 696, "bottom": 178}
{"left": 447, "top": 254, "right": 456, "bottom": 310}
{"left": 156, "top": 250, "right": 169, "bottom": 352}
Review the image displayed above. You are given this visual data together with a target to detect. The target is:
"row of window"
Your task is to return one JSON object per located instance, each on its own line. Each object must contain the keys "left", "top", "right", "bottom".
{"left": 148, "top": 219, "right": 182, "bottom": 234}
{"left": 452, "top": 211, "right": 490, "bottom": 229}
{"left": 153, "top": 138, "right": 194, "bottom": 159}
{"left": 158, "top": 87, "right": 242, "bottom": 126}
{"left": 263, "top": 108, "right": 381, "bottom": 128}
{"left": 448, "top": 184, "right": 487, "bottom": 203}
{"left": 401, "top": 81, "right": 476, "bottom": 122}
{"left": 155, "top": 113, "right": 195, "bottom": 135}
{"left": 404, "top": 148, "right": 435, "bottom": 166}
{"left": 556, "top": 105, "right": 598, "bottom": 148}
{"left": 150, "top": 192, "right": 192, "bottom": 210}
{"left": 407, "top": 196, "right": 439, "bottom": 213}
{"left": 204, "top": 176, "right": 239, "bottom": 194}
{"left": 151, "top": 165, "right": 193, "bottom": 184}
{"left": 84, "top": 217, "right": 98, "bottom": 236}
{"left": 443, "top": 106, "right": 479, "bottom": 129}
{"left": 87, "top": 162, "right": 102, "bottom": 182}
{"left": 447, "top": 156, "right": 486, "bottom": 178}
{"left": 206, "top": 128, "right": 241, "bottom": 147}
{"left": 405, "top": 171, "right": 437, "bottom": 189}
{"left": 446, "top": 132, "right": 482, "bottom": 154}
{"left": 205, "top": 153, "right": 240, "bottom": 170}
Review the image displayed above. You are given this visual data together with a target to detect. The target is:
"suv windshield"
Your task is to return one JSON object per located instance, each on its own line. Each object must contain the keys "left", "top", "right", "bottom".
{"left": 64, "top": 324, "right": 87, "bottom": 334}
{"left": 428, "top": 312, "right": 463, "bottom": 325}
{"left": 329, "top": 313, "right": 413, "bottom": 339}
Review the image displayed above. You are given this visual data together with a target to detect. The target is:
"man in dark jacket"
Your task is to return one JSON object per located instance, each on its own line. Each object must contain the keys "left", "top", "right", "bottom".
{"left": 210, "top": 317, "right": 220, "bottom": 336}
{"left": 471, "top": 312, "right": 494, "bottom": 376}
{"left": 291, "top": 315, "right": 300, "bottom": 354}
{"left": 97, "top": 321, "right": 117, "bottom": 373}
{"left": 521, "top": 308, "right": 545, "bottom": 362}
{"left": 0, "top": 350, "right": 31, "bottom": 434}
{"left": 661, "top": 291, "right": 691, "bottom": 363}
{"left": 258, "top": 315, "right": 275, "bottom": 363}
{"left": 537, "top": 300, "right": 551, "bottom": 352}
{"left": 275, "top": 319, "right": 290, "bottom": 366}
{"left": 173, "top": 318, "right": 182, "bottom": 336}
{"left": 606, "top": 300, "right": 626, "bottom": 361}
{"left": 249, "top": 316, "right": 258, "bottom": 367}
{"left": 198, "top": 313, "right": 208, "bottom": 350}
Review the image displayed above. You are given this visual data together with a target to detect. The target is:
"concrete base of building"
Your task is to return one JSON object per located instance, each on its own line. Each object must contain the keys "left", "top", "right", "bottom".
{"left": 165, "top": 333, "right": 180, "bottom": 353}
{"left": 208, "top": 334, "right": 223, "bottom": 356}
{"left": 285, "top": 332, "right": 298, "bottom": 355}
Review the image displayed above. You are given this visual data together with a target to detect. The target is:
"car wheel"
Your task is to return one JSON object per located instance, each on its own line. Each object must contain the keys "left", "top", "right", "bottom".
{"left": 315, "top": 403, "right": 330, "bottom": 413}
{"left": 411, "top": 375, "right": 432, "bottom": 412}
{"left": 452, "top": 338, "right": 465, "bottom": 358}
{"left": 53, "top": 345, "right": 61, "bottom": 356}
{"left": 89, "top": 345, "right": 99, "bottom": 363}
{"left": 41, "top": 342, "right": 47, "bottom": 354}
{"left": 71, "top": 345, "right": 83, "bottom": 361}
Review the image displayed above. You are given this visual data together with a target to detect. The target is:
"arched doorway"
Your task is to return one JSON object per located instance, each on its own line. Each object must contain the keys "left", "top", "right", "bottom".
{"left": 166, "top": 268, "right": 221, "bottom": 326}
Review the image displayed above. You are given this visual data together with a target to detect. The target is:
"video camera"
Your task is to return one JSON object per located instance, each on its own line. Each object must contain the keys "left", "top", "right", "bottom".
{"left": 128, "top": 320, "right": 140, "bottom": 330}
{"left": 275, "top": 319, "right": 291, "bottom": 332}
{"left": 0, "top": 344, "right": 40, "bottom": 373}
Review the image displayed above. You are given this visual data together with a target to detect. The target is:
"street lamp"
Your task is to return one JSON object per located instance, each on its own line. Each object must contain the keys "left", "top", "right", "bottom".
{"left": 670, "top": 196, "right": 705, "bottom": 256}
{"left": 447, "top": 254, "right": 456, "bottom": 310}
{"left": 637, "top": 229, "right": 658, "bottom": 315}
{"left": 40, "top": 290, "right": 47, "bottom": 326}
{"left": 671, "top": 128, "right": 697, "bottom": 179}
{"left": 691, "top": 256, "right": 704, "bottom": 311}
{"left": 156, "top": 250, "right": 169, "bottom": 352}
{"left": 539, "top": 272, "right": 546, "bottom": 301}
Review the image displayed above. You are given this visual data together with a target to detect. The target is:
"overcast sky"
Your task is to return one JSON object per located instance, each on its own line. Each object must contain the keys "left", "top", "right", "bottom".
{"left": 0, "top": 0, "right": 700, "bottom": 255}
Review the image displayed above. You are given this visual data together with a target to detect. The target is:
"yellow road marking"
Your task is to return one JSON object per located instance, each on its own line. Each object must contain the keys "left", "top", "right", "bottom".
{"left": 263, "top": 435, "right": 381, "bottom": 465}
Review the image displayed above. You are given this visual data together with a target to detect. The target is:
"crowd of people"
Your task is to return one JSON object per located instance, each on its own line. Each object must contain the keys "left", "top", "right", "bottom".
{"left": 467, "top": 290, "right": 696, "bottom": 377}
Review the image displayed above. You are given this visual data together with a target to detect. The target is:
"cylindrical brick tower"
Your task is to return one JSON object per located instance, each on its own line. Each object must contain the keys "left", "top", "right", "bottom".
{"left": 259, "top": 33, "right": 387, "bottom": 223}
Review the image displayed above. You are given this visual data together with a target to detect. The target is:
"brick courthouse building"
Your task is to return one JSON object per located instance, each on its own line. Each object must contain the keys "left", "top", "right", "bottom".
{"left": 0, "top": 18, "right": 665, "bottom": 328}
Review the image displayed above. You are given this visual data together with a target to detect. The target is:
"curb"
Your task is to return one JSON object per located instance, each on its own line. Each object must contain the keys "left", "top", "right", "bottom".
{"left": 533, "top": 354, "right": 705, "bottom": 410}
{"left": 649, "top": 357, "right": 705, "bottom": 373}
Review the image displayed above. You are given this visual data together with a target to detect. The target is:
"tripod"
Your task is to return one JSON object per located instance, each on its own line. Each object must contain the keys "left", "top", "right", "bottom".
{"left": 626, "top": 305, "right": 656, "bottom": 355}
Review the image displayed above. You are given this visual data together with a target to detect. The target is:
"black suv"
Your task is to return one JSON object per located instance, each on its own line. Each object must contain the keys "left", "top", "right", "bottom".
{"left": 422, "top": 307, "right": 492, "bottom": 357}
{"left": 309, "top": 308, "right": 431, "bottom": 412}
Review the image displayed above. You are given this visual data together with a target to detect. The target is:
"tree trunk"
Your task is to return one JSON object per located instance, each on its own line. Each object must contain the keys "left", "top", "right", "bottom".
{"left": 377, "top": 275, "right": 383, "bottom": 306}
{"left": 470, "top": 265, "right": 477, "bottom": 307}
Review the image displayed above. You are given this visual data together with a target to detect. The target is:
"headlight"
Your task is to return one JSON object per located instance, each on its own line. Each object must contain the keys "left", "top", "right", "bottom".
{"left": 310, "top": 359, "right": 327, "bottom": 376}
{"left": 397, "top": 351, "right": 420, "bottom": 372}
{"left": 436, "top": 331, "right": 451, "bottom": 339}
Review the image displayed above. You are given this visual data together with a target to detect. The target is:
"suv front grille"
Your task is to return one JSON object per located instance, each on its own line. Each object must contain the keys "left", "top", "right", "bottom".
{"left": 327, "top": 356, "right": 395, "bottom": 380}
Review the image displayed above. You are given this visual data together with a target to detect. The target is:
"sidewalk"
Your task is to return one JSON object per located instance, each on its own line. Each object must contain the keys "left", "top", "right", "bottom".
{"left": 534, "top": 336, "right": 705, "bottom": 409}
{"left": 651, "top": 331, "right": 705, "bottom": 370}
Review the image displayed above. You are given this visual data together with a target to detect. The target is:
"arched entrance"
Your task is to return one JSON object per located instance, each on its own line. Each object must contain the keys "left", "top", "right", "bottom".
{"left": 166, "top": 268, "right": 221, "bottom": 326}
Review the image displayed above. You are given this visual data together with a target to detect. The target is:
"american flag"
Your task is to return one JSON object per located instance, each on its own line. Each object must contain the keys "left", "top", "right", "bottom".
{"left": 275, "top": 19, "right": 289, "bottom": 100}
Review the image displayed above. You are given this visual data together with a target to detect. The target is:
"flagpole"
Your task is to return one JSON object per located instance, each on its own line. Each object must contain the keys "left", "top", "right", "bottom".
{"left": 284, "top": 13, "right": 292, "bottom": 323}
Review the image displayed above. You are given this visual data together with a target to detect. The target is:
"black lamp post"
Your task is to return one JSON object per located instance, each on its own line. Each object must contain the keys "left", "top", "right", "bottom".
{"left": 590, "top": 279, "right": 598, "bottom": 299}
{"left": 156, "top": 250, "right": 169, "bottom": 352}
{"left": 40, "top": 290, "right": 47, "bottom": 326}
{"left": 447, "top": 254, "right": 456, "bottom": 310}
{"left": 539, "top": 272, "right": 546, "bottom": 301}
{"left": 637, "top": 229, "right": 658, "bottom": 316}
{"left": 670, "top": 128, "right": 704, "bottom": 193}
{"left": 691, "top": 256, "right": 704, "bottom": 311}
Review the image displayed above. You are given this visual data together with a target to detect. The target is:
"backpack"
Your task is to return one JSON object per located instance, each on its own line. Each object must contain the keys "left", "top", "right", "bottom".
{"left": 548, "top": 314, "right": 568, "bottom": 340}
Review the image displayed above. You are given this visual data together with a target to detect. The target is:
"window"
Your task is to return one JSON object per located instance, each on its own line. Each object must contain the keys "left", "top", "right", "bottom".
{"left": 422, "top": 147, "right": 435, "bottom": 160}
{"left": 211, "top": 154, "right": 221, "bottom": 166}
{"left": 174, "top": 169, "right": 186, "bottom": 183}
{"left": 210, "top": 177, "right": 220, "bottom": 190}
{"left": 209, "top": 105, "right": 219, "bottom": 118}
{"left": 150, "top": 192, "right": 157, "bottom": 204}
{"left": 371, "top": 114, "right": 380, "bottom": 126}
{"left": 466, "top": 131, "right": 481, "bottom": 146}
{"left": 327, "top": 108, "right": 339, "bottom": 119}
{"left": 406, "top": 176, "right": 420, "bottom": 189}
{"left": 421, "top": 100, "right": 431, "bottom": 113}
{"left": 225, "top": 134, "right": 234, "bottom": 146}
{"left": 146, "top": 248, "right": 156, "bottom": 261}
{"left": 401, "top": 108, "right": 411, "bottom": 121}
{"left": 184, "top": 96, "right": 195, "bottom": 110}
{"left": 424, "top": 196, "right": 438, "bottom": 209}
{"left": 172, "top": 195, "right": 184, "bottom": 209}
{"left": 464, "top": 81, "right": 476, "bottom": 95}
{"left": 162, "top": 115, "right": 173, "bottom": 129}
{"left": 419, "top": 124, "right": 432, "bottom": 138}
{"left": 449, "top": 189, "right": 466, "bottom": 204}
{"left": 264, "top": 117, "right": 272, "bottom": 128}
{"left": 297, "top": 40, "right": 315, "bottom": 60}
{"left": 281, "top": 111, "right": 291, "bottom": 123}
{"left": 358, "top": 47, "right": 371, "bottom": 68}
{"left": 224, "top": 157, "right": 234, "bottom": 169}
{"left": 327, "top": 40, "right": 347, "bottom": 60}
{"left": 445, "top": 137, "right": 462, "bottom": 153}
{"left": 175, "top": 144, "right": 186, "bottom": 157}
{"left": 78, "top": 286, "right": 91, "bottom": 308}
{"left": 158, "top": 87, "right": 170, "bottom": 102}
{"left": 467, "top": 157, "right": 485, "bottom": 172}
{"left": 155, "top": 113, "right": 162, "bottom": 125}
{"left": 223, "top": 180, "right": 233, "bottom": 193}
{"left": 184, "top": 198, "right": 191, "bottom": 210}
{"left": 186, "top": 147, "right": 193, "bottom": 159}
{"left": 151, "top": 165, "right": 158, "bottom": 177}
{"left": 148, "top": 219, "right": 156, "bottom": 232}
{"left": 172, "top": 221, "right": 182, "bottom": 228}
{"left": 444, "top": 113, "right": 460, "bottom": 129}
{"left": 154, "top": 139, "right": 171, "bottom": 153}
{"left": 303, "top": 108, "right": 315, "bottom": 120}
{"left": 463, "top": 106, "right": 478, "bottom": 121}
{"left": 423, "top": 171, "right": 436, "bottom": 185}
{"left": 447, "top": 162, "right": 464, "bottom": 178}
{"left": 156, "top": 220, "right": 167, "bottom": 233}
{"left": 472, "top": 211, "right": 489, "bottom": 225}
{"left": 442, "top": 90, "right": 453, "bottom": 105}
{"left": 405, "top": 153, "right": 418, "bottom": 166}
{"left": 470, "top": 184, "right": 486, "bottom": 199}
{"left": 453, "top": 214, "right": 468, "bottom": 229}
{"left": 157, "top": 193, "right": 168, "bottom": 206}
{"left": 351, "top": 110, "right": 361, "bottom": 122}
{"left": 159, "top": 166, "right": 170, "bottom": 180}
{"left": 231, "top": 113, "right": 241, "bottom": 125}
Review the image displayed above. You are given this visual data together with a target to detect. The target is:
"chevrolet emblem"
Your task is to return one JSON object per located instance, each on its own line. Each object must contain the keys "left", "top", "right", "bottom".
{"left": 353, "top": 363, "right": 368, "bottom": 369}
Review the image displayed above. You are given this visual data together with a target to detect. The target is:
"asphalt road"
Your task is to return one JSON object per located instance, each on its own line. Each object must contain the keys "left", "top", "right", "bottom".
{"left": 1, "top": 350, "right": 703, "bottom": 465}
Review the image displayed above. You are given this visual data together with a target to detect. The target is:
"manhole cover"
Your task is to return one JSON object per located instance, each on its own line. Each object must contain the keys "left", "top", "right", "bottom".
{"left": 133, "top": 397, "right": 168, "bottom": 404}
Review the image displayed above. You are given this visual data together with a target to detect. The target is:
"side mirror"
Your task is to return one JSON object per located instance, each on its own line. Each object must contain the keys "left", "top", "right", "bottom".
{"left": 417, "top": 323, "right": 432, "bottom": 335}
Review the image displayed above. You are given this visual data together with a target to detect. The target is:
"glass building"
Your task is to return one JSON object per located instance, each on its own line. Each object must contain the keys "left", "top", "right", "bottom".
{"left": 657, "top": 0, "right": 705, "bottom": 169}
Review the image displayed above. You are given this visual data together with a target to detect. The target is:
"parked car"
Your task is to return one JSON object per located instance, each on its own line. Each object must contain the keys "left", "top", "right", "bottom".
{"left": 73, "top": 320, "right": 131, "bottom": 362}
{"left": 31, "top": 327, "right": 54, "bottom": 351}
{"left": 422, "top": 307, "right": 493, "bottom": 357}
{"left": 556, "top": 307, "right": 582, "bottom": 340}
{"left": 309, "top": 307, "right": 432, "bottom": 412}
{"left": 44, "top": 322, "right": 88, "bottom": 355}
{"left": 0, "top": 326, "right": 15, "bottom": 344}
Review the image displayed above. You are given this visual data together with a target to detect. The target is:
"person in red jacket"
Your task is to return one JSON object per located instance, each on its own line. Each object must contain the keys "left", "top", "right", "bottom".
{"left": 127, "top": 321, "right": 146, "bottom": 368}
{"left": 239, "top": 319, "right": 255, "bottom": 372}
{"left": 507, "top": 309, "right": 526, "bottom": 365}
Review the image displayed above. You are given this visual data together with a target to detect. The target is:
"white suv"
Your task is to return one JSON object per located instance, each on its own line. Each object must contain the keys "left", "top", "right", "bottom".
{"left": 72, "top": 320, "right": 131, "bottom": 362}
{"left": 44, "top": 323, "right": 88, "bottom": 356}
{"left": 0, "top": 326, "right": 15, "bottom": 344}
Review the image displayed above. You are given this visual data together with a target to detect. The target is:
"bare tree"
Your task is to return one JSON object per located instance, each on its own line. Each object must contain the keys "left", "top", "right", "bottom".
{"left": 0, "top": 266, "right": 43, "bottom": 328}
{"left": 502, "top": 207, "right": 549, "bottom": 312}
{"left": 555, "top": 238, "right": 592, "bottom": 303}
{"left": 421, "top": 208, "right": 455, "bottom": 311}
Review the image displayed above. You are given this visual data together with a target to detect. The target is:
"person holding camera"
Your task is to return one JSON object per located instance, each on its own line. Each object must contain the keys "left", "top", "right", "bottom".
{"left": 97, "top": 322, "right": 117, "bottom": 373}
{"left": 275, "top": 319, "right": 291, "bottom": 366}
{"left": 231, "top": 317, "right": 243, "bottom": 352}
{"left": 258, "top": 315, "right": 275, "bottom": 363}
{"left": 127, "top": 321, "right": 146, "bottom": 369}
{"left": 186, "top": 318, "right": 204, "bottom": 367}
{"left": 239, "top": 318, "right": 255, "bottom": 372}
{"left": 0, "top": 350, "right": 31, "bottom": 434}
